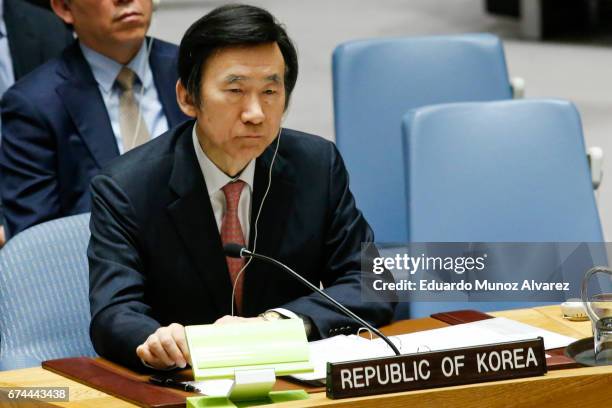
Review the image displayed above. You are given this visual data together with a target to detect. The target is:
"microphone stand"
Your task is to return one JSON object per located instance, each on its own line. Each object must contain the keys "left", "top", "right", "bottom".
{"left": 230, "top": 246, "right": 401, "bottom": 356}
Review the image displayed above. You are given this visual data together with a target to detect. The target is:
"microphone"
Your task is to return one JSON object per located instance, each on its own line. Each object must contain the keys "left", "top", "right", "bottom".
{"left": 224, "top": 243, "right": 247, "bottom": 258}
{"left": 223, "top": 244, "right": 401, "bottom": 356}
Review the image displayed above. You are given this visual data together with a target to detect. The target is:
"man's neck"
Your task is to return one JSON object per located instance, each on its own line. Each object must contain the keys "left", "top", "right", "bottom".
{"left": 207, "top": 150, "right": 249, "bottom": 179}
{"left": 224, "top": 165, "right": 248, "bottom": 179}
{"left": 80, "top": 38, "right": 145, "bottom": 65}
{"left": 195, "top": 130, "right": 250, "bottom": 177}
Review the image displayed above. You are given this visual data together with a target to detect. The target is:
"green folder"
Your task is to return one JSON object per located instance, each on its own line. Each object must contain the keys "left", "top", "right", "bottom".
{"left": 185, "top": 319, "right": 313, "bottom": 381}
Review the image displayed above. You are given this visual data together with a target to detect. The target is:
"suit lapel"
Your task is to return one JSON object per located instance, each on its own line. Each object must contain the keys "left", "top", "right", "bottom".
{"left": 56, "top": 43, "right": 119, "bottom": 168}
{"left": 167, "top": 124, "right": 233, "bottom": 316}
{"left": 242, "top": 134, "right": 296, "bottom": 316}
{"left": 149, "top": 39, "right": 185, "bottom": 128}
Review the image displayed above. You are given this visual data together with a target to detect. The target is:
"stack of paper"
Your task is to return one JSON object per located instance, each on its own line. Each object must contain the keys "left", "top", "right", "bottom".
{"left": 292, "top": 317, "right": 578, "bottom": 381}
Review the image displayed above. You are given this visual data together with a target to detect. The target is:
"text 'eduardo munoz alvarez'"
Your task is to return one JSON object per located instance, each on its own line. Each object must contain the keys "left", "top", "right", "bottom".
{"left": 370, "top": 253, "right": 570, "bottom": 293}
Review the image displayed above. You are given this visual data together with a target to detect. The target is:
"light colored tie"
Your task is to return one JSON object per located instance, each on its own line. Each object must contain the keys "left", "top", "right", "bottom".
{"left": 221, "top": 180, "right": 246, "bottom": 314}
{"left": 115, "top": 67, "right": 150, "bottom": 152}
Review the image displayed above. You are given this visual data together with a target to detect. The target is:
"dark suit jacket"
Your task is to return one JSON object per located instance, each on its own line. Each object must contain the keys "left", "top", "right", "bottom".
{"left": 4, "top": 0, "right": 73, "bottom": 81}
{"left": 88, "top": 121, "right": 395, "bottom": 370}
{"left": 0, "top": 38, "right": 188, "bottom": 238}
{"left": 0, "top": 0, "right": 73, "bottom": 227}
{"left": 22, "top": 0, "right": 53, "bottom": 10}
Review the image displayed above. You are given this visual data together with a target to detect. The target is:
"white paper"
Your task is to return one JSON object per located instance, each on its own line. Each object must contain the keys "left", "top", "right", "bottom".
{"left": 291, "top": 335, "right": 390, "bottom": 381}
{"left": 374, "top": 317, "right": 577, "bottom": 354}
{"left": 292, "top": 317, "right": 578, "bottom": 381}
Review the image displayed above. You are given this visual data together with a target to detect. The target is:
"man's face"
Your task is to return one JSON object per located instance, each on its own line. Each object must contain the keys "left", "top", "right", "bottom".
{"left": 56, "top": 0, "right": 152, "bottom": 53}
{"left": 179, "top": 43, "right": 287, "bottom": 175}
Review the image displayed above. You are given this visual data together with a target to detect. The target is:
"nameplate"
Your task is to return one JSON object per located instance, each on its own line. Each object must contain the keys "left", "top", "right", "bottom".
{"left": 326, "top": 337, "right": 546, "bottom": 399}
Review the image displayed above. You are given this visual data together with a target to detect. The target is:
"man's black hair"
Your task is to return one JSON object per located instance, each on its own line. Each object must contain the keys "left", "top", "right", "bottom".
{"left": 178, "top": 4, "right": 298, "bottom": 108}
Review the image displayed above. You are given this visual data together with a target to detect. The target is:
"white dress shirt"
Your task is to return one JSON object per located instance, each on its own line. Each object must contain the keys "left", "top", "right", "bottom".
{"left": 191, "top": 124, "right": 254, "bottom": 241}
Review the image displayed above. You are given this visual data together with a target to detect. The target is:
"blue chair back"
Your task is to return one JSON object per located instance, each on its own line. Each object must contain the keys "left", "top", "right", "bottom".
{"left": 401, "top": 99, "right": 604, "bottom": 317}
{"left": 333, "top": 33, "right": 512, "bottom": 242}
{"left": 0, "top": 213, "right": 96, "bottom": 370}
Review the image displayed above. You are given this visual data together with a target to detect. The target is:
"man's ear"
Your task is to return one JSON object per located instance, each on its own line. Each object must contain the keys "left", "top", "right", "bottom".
{"left": 175, "top": 80, "right": 198, "bottom": 118}
{"left": 50, "top": 0, "right": 75, "bottom": 25}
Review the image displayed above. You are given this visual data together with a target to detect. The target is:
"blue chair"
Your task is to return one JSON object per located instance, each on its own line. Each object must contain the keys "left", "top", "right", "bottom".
{"left": 401, "top": 99, "right": 605, "bottom": 317}
{"left": 0, "top": 213, "right": 96, "bottom": 370}
{"left": 333, "top": 33, "right": 513, "bottom": 243}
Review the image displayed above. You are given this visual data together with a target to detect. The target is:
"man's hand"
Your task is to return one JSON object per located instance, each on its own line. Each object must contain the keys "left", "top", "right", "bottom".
{"left": 136, "top": 323, "right": 190, "bottom": 370}
{"left": 136, "top": 318, "right": 264, "bottom": 369}
{"left": 214, "top": 315, "right": 265, "bottom": 325}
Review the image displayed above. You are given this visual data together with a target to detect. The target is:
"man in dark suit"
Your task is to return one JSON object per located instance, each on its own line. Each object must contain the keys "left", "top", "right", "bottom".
{"left": 0, "top": 0, "right": 73, "bottom": 245}
{"left": 88, "top": 4, "right": 395, "bottom": 371}
{"left": 0, "top": 0, "right": 187, "bottom": 239}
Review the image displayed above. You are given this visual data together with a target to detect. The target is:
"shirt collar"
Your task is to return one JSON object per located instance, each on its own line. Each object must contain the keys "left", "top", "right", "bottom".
{"left": 192, "top": 123, "right": 255, "bottom": 197}
{"left": 79, "top": 40, "right": 152, "bottom": 94}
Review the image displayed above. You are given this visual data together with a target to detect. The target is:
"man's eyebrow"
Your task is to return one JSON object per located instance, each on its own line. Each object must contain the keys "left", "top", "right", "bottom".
{"left": 223, "top": 74, "right": 282, "bottom": 83}
{"left": 265, "top": 74, "right": 281, "bottom": 83}
{"left": 224, "top": 74, "right": 246, "bottom": 83}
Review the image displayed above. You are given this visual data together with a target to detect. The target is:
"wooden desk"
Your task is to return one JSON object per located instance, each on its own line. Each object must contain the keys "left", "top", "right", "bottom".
{"left": 490, "top": 305, "right": 592, "bottom": 339}
{"left": 0, "top": 305, "right": 605, "bottom": 408}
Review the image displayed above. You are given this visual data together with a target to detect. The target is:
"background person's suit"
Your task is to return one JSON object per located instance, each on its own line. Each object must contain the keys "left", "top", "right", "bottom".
{"left": 3, "top": 0, "right": 72, "bottom": 81}
{"left": 88, "top": 120, "right": 395, "bottom": 370}
{"left": 0, "top": 0, "right": 73, "bottom": 231}
{"left": 0, "top": 39, "right": 188, "bottom": 238}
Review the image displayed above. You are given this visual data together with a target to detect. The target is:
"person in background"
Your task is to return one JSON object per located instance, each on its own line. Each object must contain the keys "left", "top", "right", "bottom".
{"left": 0, "top": 0, "right": 187, "bottom": 240}
{"left": 0, "top": 0, "right": 73, "bottom": 246}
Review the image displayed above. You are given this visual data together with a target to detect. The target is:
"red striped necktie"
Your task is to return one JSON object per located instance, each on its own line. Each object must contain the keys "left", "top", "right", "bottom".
{"left": 221, "top": 180, "right": 246, "bottom": 314}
